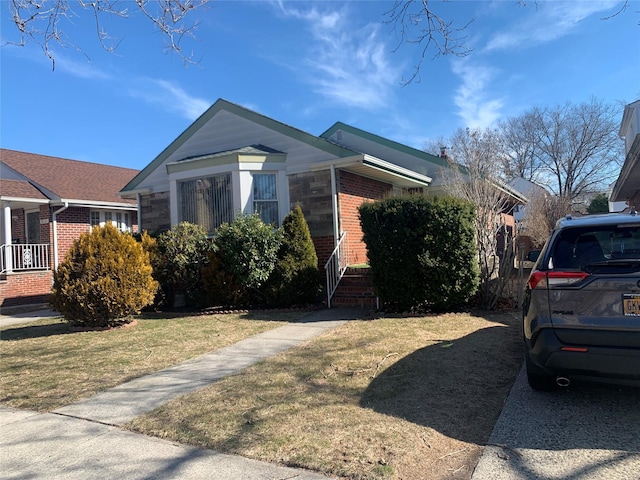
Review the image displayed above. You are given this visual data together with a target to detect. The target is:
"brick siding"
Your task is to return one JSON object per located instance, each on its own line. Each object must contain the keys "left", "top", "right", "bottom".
{"left": 338, "top": 170, "right": 392, "bottom": 265}
{"left": 0, "top": 271, "right": 53, "bottom": 308}
{"left": 3, "top": 206, "right": 138, "bottom": 307}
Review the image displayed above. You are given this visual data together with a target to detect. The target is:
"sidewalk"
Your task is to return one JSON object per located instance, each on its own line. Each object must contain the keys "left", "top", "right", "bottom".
{"left": 1, "top": 307, "right": 368, "bottom": 479}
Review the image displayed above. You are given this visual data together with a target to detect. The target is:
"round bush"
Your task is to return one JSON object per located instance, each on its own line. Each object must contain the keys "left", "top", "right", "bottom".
{"left": 51, "top": 224, "right": 158, "bottom": 327}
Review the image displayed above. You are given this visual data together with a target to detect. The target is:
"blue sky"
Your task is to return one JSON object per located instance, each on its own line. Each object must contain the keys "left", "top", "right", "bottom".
{"left": 1, "top": 0, "right": 639, "bottom": 171}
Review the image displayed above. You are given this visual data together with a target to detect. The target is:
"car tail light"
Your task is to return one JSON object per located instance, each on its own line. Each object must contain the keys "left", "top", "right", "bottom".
{"left": 527, "top": 271, "right": 589, "bottom": 289}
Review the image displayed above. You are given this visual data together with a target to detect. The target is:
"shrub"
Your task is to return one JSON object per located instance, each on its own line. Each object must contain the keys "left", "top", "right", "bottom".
{"left": 51, "top": 224, "right": 158, "bottom": 328}
{"left": 214, "top": 214, "right": 281, "bottom": 305}
{"left": 154, "top": 222, "right": 214, "bottom": 308}
{"left": 359, "top": 195, "right": 478, "bottom": 312}
{"left": 201, "top": 251, "right": 244, "bottom": 307}
{"left": 264, "top": 206, "right": 323, "bottom": 307}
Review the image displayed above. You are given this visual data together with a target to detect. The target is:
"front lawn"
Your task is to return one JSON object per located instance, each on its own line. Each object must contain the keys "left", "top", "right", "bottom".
{"left": 128, "top": 311, "right": 523, "bottom": 480}
{"left": 0, "top": 311, "right": 295, "bottom": 411}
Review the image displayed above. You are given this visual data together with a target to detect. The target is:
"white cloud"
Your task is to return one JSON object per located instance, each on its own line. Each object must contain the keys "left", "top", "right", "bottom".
{"left": 451, "top": 59, "right": 504, "bottom": 128}
{"left": 273, "top": 2, "right": 400, "bottom": 110}
{"left": 128, "top": 79, "right": 210, "bottom": 120}
{"left": 55, "top": 54, "right": 113, "bottom": 80}
{"left": 485, "top": 0, "right": 621, "bottom": 52}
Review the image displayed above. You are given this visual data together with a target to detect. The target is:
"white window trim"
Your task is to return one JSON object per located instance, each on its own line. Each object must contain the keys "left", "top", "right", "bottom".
{"left": 90, "top": 209, "right": 131, "bottom": 233}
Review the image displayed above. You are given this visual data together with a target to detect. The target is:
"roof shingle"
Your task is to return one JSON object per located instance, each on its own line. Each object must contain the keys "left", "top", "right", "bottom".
{"left": 0, "top": 149, "right": 139, "bottom": 204}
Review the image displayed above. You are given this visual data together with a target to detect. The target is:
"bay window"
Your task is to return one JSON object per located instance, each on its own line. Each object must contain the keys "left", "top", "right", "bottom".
{"left": 179, "top": 173, "right": 233, "bottom": 234}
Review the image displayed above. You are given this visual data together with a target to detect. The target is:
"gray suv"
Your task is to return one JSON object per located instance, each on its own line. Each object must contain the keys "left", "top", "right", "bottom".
{"left": 523, "top": 210, "right": 640, "bottom": 390}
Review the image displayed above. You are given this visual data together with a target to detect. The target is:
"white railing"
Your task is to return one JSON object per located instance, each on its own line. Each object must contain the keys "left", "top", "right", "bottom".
{"left": 0, "top": 244, "right": 51, "bottom": 274}
{"left": 324, "top": 232, "right": 349, "bottom": 308}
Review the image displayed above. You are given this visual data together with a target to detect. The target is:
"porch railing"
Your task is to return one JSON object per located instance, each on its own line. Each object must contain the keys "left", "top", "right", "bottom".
{"left": 324, "top": 232, "right": 349, "bottom": 308}
{"left": 1, "top": 243, "right": 51, "bottom": 274}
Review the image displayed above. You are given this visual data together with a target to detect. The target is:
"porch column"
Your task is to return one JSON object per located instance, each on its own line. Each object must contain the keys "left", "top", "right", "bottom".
{"left": 330, "top": 164, "right": 339, "bottom": 244}
{"left": 2, "top": 201, "right": 13, "bottom": 272}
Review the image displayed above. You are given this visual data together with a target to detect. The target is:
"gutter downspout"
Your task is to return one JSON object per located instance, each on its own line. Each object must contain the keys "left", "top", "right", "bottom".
{"left": 136, "top": 193, "right": 142, "bottom": 234}
{"left": 52, "top": 202, "right": 69, "bottom": 269}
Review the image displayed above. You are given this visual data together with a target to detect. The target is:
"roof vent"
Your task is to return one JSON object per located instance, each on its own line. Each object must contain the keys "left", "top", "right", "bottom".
{"left": 565, "top": 214, "right": 572, "bottom": 221}
{"left": 631, "top": 205, "right": 637, "bottom": 216}
{"left": 336, "top": 130, "right": 343, "bottom": 142}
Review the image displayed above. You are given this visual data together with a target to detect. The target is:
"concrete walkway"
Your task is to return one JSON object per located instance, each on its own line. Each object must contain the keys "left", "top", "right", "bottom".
{"left": 1, "top": 307, "right": 368, "bottom": 479}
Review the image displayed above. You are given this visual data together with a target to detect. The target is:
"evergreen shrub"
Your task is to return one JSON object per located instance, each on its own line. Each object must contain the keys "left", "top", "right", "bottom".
{"left": 214, "top": 213, "right": 282, "bottom": 306}
{"left": 359, "top": 195, "right": 478, "bottom": 312}
{"left": 264, "top": 206, "right": 322, "bottom": 307}
{"left": 201, "top": 251, "right": 244, "bottom": 307}
{"left": 154, "top": 222, "right": 214, "bottom": 308}
{"left": 51, "top": 224, "right": 158, "bottom": 327}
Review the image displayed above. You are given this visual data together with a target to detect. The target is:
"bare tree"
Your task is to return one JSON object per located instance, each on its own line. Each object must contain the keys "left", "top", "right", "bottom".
{"left": 384, "top": 0, "right": 472, "bottom": 84}
{"left": 6, "top": 0, "right": 208, "bottom": 69}
{"left": 519, "top": 98, "right": 623, "bottom": 200}
{"left": 520, "top": 192, "right": 572, "bottom": 247}
{"left": 442, "top": 127, "right": 515, "bottom": 309}
{"left": 499, "top": 112, "right": 543, "bottom": 183}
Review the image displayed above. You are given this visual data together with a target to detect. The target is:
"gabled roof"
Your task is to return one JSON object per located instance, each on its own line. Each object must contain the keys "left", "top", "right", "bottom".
{"left": 0, "top": 149, "right": 138, "bottom": 206}
{"left": 121, "top": 99, "right": 360, "bottom": 193}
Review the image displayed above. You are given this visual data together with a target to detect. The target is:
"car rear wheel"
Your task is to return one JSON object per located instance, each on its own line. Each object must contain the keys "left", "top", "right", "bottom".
{"left": 525, "top": 355, "right": 557, "bottom": 391}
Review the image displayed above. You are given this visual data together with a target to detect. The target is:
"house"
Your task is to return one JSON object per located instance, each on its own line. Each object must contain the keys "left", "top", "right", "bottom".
{"left": 119, "top": 99, "right": 526, "bottom": 305}
{"left": 0, "top": 149, "right": 140, "bottom": 309}
{"left": 610, "top": 99, "right": 640, "bottom": 210}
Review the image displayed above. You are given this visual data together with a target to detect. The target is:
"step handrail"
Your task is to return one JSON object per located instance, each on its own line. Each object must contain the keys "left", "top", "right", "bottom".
{"left": 324, "top": 232, "right": 349, "bottom": 308}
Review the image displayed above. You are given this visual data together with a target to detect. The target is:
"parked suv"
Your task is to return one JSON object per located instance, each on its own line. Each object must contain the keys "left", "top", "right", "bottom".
{"left": 523, "top": 210, "right": 640, "bottom": 390}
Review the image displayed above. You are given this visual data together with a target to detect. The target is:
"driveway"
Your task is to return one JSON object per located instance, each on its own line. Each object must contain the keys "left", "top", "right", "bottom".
{"left": 472, "top": 366, "right": 640, "bottom": 479}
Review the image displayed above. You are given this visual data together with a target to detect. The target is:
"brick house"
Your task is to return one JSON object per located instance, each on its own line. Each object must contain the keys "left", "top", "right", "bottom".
{"left": 1, "top": 149, "right": 139, "bottom": 309}
{"left": 120, "top": 99, "right": 526, "bottom": 306}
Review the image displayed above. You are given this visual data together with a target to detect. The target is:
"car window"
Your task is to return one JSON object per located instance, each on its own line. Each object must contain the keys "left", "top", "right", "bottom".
{"left": 550, "top": 225, "right": 640, "bottom": 272}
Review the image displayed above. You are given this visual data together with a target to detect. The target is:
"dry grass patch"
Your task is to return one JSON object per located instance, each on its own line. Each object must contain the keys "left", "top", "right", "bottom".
{"left": 0, "top": 311, "right": 301, "bottom": 411}
{"left": 128, "top": 311, "right": 523, "bottom": 480}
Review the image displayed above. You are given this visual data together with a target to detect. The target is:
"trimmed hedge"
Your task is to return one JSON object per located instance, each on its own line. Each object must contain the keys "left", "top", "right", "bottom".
{"left": 359, "top": 195, "right": 478, "bottom": 311}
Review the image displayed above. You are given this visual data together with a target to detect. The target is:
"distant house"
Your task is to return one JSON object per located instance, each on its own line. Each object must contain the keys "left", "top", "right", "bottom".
{"left": 610, "top": 99, "right": 640, "bottom": 210}
{"left": 119, "top": 99, "right": 526, "bottom": 305}
{"left": 1, "top": 149, "right": 139, "bottom": 309}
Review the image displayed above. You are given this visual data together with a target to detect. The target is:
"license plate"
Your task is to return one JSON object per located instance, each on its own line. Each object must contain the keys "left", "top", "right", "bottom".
{"left": 623, "top": 294, "right": 640, "bottom": 316}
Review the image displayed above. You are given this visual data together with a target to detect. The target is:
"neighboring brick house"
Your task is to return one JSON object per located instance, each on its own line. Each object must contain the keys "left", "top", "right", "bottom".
{"left": 611, "top": 99, "right": 640, "bottom": 210}
{"left": 120, "top": 99, "right": 526, "bottom": 306}
{"left": 1, "top": 149, "right": 139, "bottom": 309}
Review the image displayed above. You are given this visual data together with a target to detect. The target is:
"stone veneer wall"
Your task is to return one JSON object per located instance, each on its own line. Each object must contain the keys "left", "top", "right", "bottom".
{"left": 288, "top": 171, "right": 335, "bottom": 266}
{"left": 139, "top": 192, "right": 171, "bottom": 234}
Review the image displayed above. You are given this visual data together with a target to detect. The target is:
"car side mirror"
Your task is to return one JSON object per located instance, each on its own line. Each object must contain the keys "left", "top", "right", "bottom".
{"left": 527, "top": 250, "right": 541, "bottom": 262}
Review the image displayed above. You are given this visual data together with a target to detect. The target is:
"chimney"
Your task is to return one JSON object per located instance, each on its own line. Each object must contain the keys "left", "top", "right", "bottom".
{"left": 440, "top": 146, "right": 448, "bottom": 158}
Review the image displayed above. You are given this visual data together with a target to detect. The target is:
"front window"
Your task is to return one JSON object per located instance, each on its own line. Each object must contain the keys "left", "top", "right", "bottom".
{"left": 90, "top": 210, "right": 131, "bottom": 233}
{"left": 179, "top": 173, "right": 233, "bottom": 234}
{"left": 253, "top": 173, "right": 278, "bottom": 225}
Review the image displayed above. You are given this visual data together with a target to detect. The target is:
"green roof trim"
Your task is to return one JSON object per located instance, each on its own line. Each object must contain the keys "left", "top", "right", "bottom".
{"left": 320, "top": 121, "right": 468, "bottom": 174}
{"left": 121, "top": 99, "right": 360, "bottom": 192}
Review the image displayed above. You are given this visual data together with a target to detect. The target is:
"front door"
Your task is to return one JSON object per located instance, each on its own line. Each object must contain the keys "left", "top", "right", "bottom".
{"left": 26, "top": 211, "right": 40, "bottom": 244}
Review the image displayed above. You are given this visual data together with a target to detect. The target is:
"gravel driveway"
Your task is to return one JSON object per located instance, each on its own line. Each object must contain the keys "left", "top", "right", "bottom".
{"left": 472, "top": 365, "right": 640, "bottom": 480}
